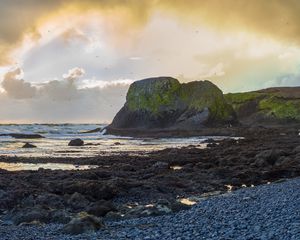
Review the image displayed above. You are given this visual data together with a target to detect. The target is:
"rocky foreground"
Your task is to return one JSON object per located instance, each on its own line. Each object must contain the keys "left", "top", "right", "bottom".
{"left": 0, "top": 127, "right": 299, "bottom": 237}
{"left": 0, "top": 176, "right": 299, "bottom": 239}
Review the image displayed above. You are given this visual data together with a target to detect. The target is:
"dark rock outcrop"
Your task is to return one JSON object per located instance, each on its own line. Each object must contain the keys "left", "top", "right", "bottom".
{"left": 107, "top": 77, "right": 236, "bottom": 133}
{"left": 0, "top": 133, "right": 44, "bottom": 139}
{"left": 68, "top": 139, "right": 84, "bottom": 146}
{"left": 22, "top": 143, "right": 37, "bottom": 148}
{"left": 80, "top": 128, "right": 102, "bottom": 134}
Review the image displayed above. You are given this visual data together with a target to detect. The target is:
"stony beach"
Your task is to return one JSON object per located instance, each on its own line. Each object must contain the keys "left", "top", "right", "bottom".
{"left": 0, "top": 177, "right": 299, "bottom": 239}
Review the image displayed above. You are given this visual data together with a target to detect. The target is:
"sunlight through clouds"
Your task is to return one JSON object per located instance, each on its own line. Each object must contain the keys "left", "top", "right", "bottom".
{"left": 0, "top": 0, "right": 300, "bottom": 122}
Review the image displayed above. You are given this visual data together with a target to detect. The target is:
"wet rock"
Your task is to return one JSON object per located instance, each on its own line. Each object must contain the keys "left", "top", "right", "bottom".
{"left": 81, "top": 128, "right": 102, "bottom": 134}
{"left": 10, "top": 207, "right": 50, "bottom": 225}
{"left": 67, "top": 192, "right": 89, "bottom": 211}
{"left": 114, "top": 142, "right": 121, "bottom": 145}
{"left": 22, "top": 143, "right": 37, "bottom": 148}
{"left": 49, "top": 210, "right": 72, "bottom": 224}
{"left": 68, "top": 139, "right": 84, "bottom": 146}
{"left": 35, "top": 193, "right": 64, "bottom": 209}
{"left": 87, "top": 200, "right": 115, "bottom": 217}
{"left": 0, "top": 133, "right": 44, "bottom": 139}
{"left": 255, "top": 149, "right": 285, "bottom": 166}
{"left": 62, "top": 212, "right": 104, "bottom": 235}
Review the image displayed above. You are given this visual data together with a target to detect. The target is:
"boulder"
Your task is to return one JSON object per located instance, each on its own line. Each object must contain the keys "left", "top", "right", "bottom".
{"left": 107, "top": 77, "right": 236, "bottom": 133}
{"left": 87, "top": 200, "right": 115, "bottom": 217}
{"left": 68, "top": 139, "right": 84, "bottom": 146}
{"left": 67, "top": 192, "right": 89, "bottom": 211}
{"left": 62, "top": 212, "right": 104, "bottom": 235}
{"left": 49, "top": 210, "right": 72, "bottom": 224}
{"left": 10, "top": 207, "right": 50, "bottom": 225}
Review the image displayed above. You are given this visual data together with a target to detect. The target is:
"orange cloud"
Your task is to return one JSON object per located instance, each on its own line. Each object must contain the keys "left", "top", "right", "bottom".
{"left": 0, "top": 0, "right": 300, "bottom": 65}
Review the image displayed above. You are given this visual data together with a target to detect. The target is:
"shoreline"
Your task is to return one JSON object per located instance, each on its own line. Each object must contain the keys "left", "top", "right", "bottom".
{"left": 0, "top": 126, "right": 299, "bottom": 237}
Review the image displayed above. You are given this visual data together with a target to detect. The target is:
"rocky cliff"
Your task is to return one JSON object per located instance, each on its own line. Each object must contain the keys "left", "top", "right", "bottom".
{"left": 107, "top": 77, "right": 236, "bottom": 132}
{"left": 225, "top": 87, "right": 300, "bottom": 125}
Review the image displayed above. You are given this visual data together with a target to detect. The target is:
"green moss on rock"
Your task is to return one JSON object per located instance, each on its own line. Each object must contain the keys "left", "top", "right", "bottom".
{"left": 126, "top": 78, "right": 235, "bottom": 122}
{"left": 109, "top": 77, "right": 237, "bottom": 130}
{"left": 225, "top": 88, "right": 300, "bottom": 122}
{"left": 127, "top": 77, "right": 181, "bottom": 113}
{"left": 259, "top": 97, "right": 300, "bottom": 120}
{"left": 179, "top": 81, "right": 235, "bottom": 122}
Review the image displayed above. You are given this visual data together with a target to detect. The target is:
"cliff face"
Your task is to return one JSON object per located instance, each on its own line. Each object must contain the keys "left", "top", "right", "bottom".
{"left": 108, "top": 77, "right": 237, "bottom": 131}
{"left": 225, "top": 87, "right": 300, "bottom": 125}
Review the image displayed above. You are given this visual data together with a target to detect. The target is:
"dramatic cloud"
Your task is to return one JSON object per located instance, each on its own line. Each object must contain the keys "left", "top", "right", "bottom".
{"left": 63, "top": 67, "right": 85, "bottom": 81}
{"left": 0, "top": 1, "right": 300, "bottom": 123}
{"left": 2, "top": 68, "right": 37, "bottom": 99}
{"left": 0, "top": 68, "right": 130, "bottom": 123}
{"left": 1, "top": 0, "right": 300, "bottom": 64}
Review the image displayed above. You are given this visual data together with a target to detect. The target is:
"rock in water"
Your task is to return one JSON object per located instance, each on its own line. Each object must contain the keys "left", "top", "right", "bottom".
{"left": 80, "top": 127, "right": 102, "bottom": 134}
{"left": 68, "top": 139, "right": 84, "bottom": 146}
{"left": 108, "top": 77, "right": 236, "bottom": 131}
{"left": 0, "top": 133, "right": 44, "bottom": 139}
{"left": 22, "top": 143, "right": 37, "bottom": 148}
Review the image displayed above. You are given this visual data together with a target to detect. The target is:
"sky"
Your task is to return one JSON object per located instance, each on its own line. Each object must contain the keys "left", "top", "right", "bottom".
{"left": 0, "top": 0, "right": 300, "bottom": 123}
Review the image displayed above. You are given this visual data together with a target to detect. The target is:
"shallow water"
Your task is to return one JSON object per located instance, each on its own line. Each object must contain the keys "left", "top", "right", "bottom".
{"left": 0, "top": 162, "right": 98, "bottom": 171}
{"left": 0, "top": 124, "right": 230, "bottom": 158}
{"left": 0, "top": 124, "right": 232, "bottom": 171}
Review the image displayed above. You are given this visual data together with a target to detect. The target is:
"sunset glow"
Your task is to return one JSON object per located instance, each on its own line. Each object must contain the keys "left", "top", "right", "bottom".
{"left": 0, "top": 0, "right": 300, "bottom": 123}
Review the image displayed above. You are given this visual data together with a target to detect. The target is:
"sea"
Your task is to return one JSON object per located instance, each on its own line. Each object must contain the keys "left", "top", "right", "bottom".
{"left": 0, "top": 124, "right": 227, "bottom": 171}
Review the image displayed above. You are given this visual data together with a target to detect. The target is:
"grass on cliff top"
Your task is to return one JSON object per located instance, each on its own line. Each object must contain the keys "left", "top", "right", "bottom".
{"left": 225, "top": 92, "right": 262, "bottom": 103}
{"left": 259, "top": 97, "right": 300, "bottom": 120}
{"left": 225, "top": 91, "right": 300, "bottom": 120}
